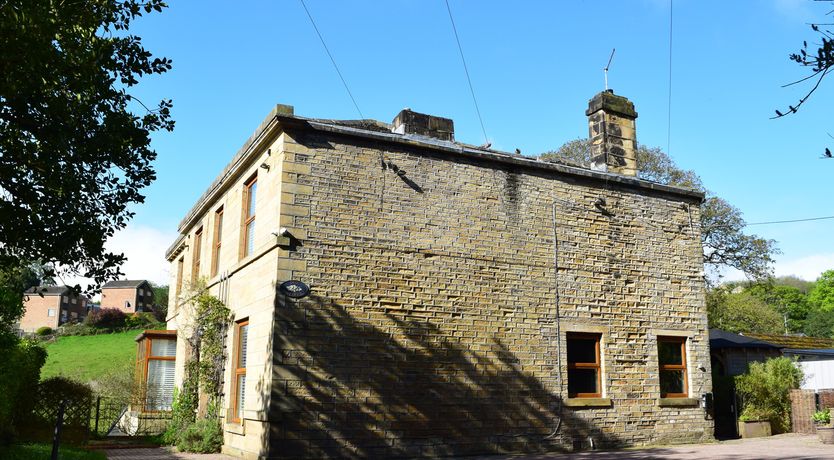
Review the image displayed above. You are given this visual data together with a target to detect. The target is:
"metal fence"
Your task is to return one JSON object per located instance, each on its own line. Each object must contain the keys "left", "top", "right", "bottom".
{"left": 91, "top": 395, "right": 173, "bottom": 437}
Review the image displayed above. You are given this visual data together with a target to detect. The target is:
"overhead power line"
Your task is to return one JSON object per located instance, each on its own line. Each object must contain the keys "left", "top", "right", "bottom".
{"left": 667, "top": 0, "right": 673, "bottom": 156}
{"left": 444, "top": 0, "right": 489, "bottom": 144}
{"left": 299, "top": 0, "right": 364, "bottom": 119}
{"left": 746, "top": 215, "right": 834, "bottom": 226}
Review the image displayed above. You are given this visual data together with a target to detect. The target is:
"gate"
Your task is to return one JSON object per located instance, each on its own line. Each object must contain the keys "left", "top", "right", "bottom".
{"left": 92, "top": 395, "right": 173, "bottom": 437}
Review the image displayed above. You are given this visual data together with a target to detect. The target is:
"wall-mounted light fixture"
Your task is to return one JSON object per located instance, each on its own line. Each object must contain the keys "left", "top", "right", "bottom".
{"left": 260, "top": 163, "right": 270, "bottom": 171}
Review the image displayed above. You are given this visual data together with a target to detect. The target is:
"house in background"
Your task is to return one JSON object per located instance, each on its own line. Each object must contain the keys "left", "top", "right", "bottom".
{"left": 166, "top": 91, "right": 712, "bottom": 458}
{"left": 18, "top": 285, "right": 89, "bottom": 333}
{"left": 101, "top": 280, "right": 155, "bottom": 313}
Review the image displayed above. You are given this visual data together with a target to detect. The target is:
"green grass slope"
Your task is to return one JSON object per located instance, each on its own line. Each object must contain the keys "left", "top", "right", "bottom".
{"left": 40, "top": 329, "right": 143, "bottom": 382}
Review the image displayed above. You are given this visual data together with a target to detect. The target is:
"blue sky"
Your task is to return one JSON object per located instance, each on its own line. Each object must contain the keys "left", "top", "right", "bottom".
{"left": 101, "top": 0, "right": 834, "bottom": 285}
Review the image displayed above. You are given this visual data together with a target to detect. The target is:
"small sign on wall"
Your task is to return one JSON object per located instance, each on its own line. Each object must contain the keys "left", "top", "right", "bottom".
{"left": 279, "top": 280, "right": 310, "bottom": 299}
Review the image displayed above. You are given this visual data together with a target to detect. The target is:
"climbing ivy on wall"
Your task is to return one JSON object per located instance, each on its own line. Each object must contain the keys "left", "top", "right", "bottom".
{"left": 164, "top": 286, "right": 230, "bottom": 452}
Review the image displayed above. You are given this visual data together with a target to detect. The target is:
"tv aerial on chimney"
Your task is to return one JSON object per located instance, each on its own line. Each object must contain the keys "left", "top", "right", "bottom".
{"left": 604, "top": 48, "right": 616, "bottom": 91}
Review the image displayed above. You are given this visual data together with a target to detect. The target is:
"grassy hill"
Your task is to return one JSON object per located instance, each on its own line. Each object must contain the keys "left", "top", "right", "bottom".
{"left": 40, "top": 329, "right": 143, "bottom": 382}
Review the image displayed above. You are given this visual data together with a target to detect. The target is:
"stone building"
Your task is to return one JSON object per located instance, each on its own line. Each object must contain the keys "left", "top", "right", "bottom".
{"left": 19, "top": 285, "right": 88, "bottom": 333}
{"left": 165, "top": 90, "right": 712, "bottom": 458}
{"left": 101, "top": 279, "right": 155, "bottom": 313}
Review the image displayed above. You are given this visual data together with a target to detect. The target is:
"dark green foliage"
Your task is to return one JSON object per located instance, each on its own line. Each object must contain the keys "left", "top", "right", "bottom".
{"left": 0, "top": 263, "right": 44, "bottom": 344}
{"left": 540, "top": 139, "right": 778, "bottom": 282}
{"left": 746, "top": 283, "right": 811, "bottom": 333}
{"left": 0, "top": 0, "right": 173, "bottom": 292}
{"left": 0, "top": 340, "right": 46, "bottom": 444}
{"left": 707, "top": 288, "right": 783, "bottom": 334}
{"left": 85, "top": 307, "right": 126, "bottom": 329}
{"left": 0, "top": 443, "right": 106, "bottom": 460}
{"left": 37, "top": 377, "right": 93, "bottom": 403}
{"left": 175, "top": 418, "right": 223, "bottom": 454}
{"left": 735, "top": 357, "right": 803, "bottom": 433}
{"left": 163, "top": 292, "right": 229, "bottom": 453}
{"left": 803, "top": 308, "right": 834, "bottom": 338}
{"left": 162, "top": 367, "right": 199, "bottom": 446}
{"left": 151, "top": 284, "right": 169, "bottom": 322}
{"left": 34, "top": 327, "right": 52, "bottom": 336}
{"left": 124, "top": 312, "right": 163, "bottom": 330}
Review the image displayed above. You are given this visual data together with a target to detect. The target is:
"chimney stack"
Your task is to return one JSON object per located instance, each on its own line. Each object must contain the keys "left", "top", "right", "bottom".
{"left": 392, "top": 109, "right": 455, "bottom": 142}
{"left": 586, "top": 90, "right": 638, "bottom": 176}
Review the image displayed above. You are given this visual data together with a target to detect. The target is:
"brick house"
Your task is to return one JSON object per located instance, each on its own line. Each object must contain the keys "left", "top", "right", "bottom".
{"left": 19, "top": 285, "right": 88, "bottom": 333}
{"left": 165, "top": 90, "right": 712, "bottom": 458}
{"left": 101, "top": 280, "right": 155, "bottom": 313}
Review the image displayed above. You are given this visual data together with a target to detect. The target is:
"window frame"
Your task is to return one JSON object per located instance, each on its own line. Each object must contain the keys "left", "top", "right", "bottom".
{"left": 192, "top": 227, "right": 203, "bottom": 284}
{"left": 658, "top": 336, "right": 689, "bottom": 398}
{"left": 175, "top": 257, "right": 184, "bottom": 309}
{"left": 211, "top": 206, "right": 224, "bottom": 278}
{"left": 136, "top": 333, "right": 177, "bottom": 412}
{"left": 231, "top": 319, "right": 249, "bottom": 424}
{"left": 566, "top": 332, "right": 602, "bottom": 398}
{"left": 241, "top": 175, "right": 257, "bottom": 259}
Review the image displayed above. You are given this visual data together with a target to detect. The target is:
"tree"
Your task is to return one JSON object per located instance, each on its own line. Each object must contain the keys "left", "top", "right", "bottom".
{"left": 0, "top": 263, "right": 42, "bottom": 343}
{"left": 775, "top": 4, "right": 834, "bottom": 119}
{"left": 803, "top": 308, "right": 834, "bottom": 338}
{"left": 0, "top": 0, "right": 173, "bottom": 307}
{"left": 152, "top": 283, "right": 169, "bottom": 322}
{"left": 745, "top": 282, "right": 811, "bottom": 334}
{"left": 774, "top": 2, "right": 834, "bottom": 157}
{"left": 706, "top": 288, "right": 783, "bottom": 334}
{"left": 541, "top": 139, "right": 778, "bottom": 281}
{"left": 809, "top": 270, "right": 834, "bottom": 311}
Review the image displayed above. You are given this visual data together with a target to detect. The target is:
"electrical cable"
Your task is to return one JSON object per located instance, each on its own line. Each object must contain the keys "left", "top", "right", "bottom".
{"left": 667, "top": 0, "right": 673, "bottom": 156}
{"left": 746, "top": 215, "right": 834, "bottom": 226}
{"left": 299, "top": 0, "right": 364, "bottom": 119}
{"left": 444, "top": 0, "right": 489, "bottom": 144}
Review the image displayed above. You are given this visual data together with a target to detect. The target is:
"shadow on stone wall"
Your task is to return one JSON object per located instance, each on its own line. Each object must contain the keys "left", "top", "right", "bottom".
{"left": 258, "top": 293, "right": 621, "bottom": 459}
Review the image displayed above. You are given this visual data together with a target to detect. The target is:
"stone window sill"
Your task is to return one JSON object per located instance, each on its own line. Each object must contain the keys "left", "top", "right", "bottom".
{"left": 224, "top": 421, "right": 245, "bottom": 435}
{"left": 564, "top": 397, "right": 612, "bottom": 408}
{"left": 658, "top": 397, "right": 699, "bottom": 407}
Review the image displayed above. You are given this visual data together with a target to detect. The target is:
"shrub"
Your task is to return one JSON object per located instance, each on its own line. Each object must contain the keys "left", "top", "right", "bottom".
{"left": 176, "top": 418, "right": 223, "bottom": 453}
{"left": 0, "top": 340, "right": 46, "bottom": 444}
{"left": 58, "top": 323, "right": 97, "bottom": 336}
{"left": 34, "top": 327, "right": 52, "bottom": 336}
{"left": 37, "top": 377, "right": 94, "bottom": 403}
{"left": 85, "top": 308, "right": 126, "bottom": 329}
{"left": 814, "top": 409, "right": 831, "bottom": 425}
{"left": 736, "top": 356, "right": 804, "bottom": 433}
{"left": 124, "top": 312, "right": 164, "bottom": 330}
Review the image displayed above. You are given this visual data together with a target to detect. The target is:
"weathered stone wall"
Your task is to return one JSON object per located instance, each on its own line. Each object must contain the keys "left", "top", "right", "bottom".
{"left": 268, "top": 128, "right": 712, "bottom": 458}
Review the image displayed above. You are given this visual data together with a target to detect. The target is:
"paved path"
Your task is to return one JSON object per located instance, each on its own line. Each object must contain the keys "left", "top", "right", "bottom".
{"left": 104, "top": 434, "right": 834, "bottom": 459}
{"left": 476, "top": 434, "right": 834, "bottom": 459}
{"left": 104, "top": 447, "right": 236, "bottom": 459}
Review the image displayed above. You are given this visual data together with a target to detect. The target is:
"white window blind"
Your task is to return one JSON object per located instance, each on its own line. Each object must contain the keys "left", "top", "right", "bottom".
{"left": 147, "top": 359, "right": 175, "bottom": 410}
{"left": 151, "top": 338, "right": 177, "bottom": 357}
{"left": 239, "top": 324, "right": 249, "bottom": 367}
